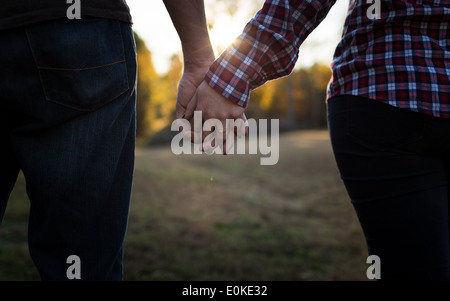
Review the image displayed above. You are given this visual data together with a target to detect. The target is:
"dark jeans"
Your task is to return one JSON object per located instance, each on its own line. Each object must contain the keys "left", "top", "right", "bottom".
{"left": 0, "top": 18, "right": 137, "bottom": 280}
{"left": 328, "top": 95, "right": 450, "bottom": 280}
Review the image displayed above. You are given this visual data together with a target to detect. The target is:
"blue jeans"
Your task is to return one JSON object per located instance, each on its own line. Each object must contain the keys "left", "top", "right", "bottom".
{"left": 0, "top": 18, "right": 137, "bottom": 280}
{"left": 328, "top": 95, "right": 450, "bottom": 280}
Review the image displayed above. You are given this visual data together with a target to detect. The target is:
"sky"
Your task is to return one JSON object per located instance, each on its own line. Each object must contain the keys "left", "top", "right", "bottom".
{"left": 126, "top": 0, "right": 349, "bottom": 74}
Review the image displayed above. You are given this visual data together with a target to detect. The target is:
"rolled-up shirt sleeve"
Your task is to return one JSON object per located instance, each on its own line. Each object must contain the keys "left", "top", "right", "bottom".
{"left": 204, "top": 0, "right": 337, "bottom": 108}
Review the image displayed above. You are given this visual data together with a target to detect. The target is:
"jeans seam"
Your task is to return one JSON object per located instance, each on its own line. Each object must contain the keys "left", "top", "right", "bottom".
{"left": 37, "top": 60, "right": 126, "bottom": 71}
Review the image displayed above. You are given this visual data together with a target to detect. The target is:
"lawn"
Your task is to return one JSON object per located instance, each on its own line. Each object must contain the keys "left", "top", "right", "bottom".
{"left": 0, "top": 130, "right": 369, "bottom": 281}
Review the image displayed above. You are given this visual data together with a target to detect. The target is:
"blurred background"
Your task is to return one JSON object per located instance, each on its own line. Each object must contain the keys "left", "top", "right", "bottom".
{"left": 0, "top": 0, "right": 371, "bottom": 281}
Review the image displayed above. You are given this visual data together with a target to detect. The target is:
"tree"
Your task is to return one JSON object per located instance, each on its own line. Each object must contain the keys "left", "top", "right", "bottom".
{"left": 149, "top": 54, "right": 182, "bottom": 133}
{"left": 134, "top": 32, "right": 158, "bottom": 138}
{"left": 247, "top": 63, "right": 332, "bottom": 131}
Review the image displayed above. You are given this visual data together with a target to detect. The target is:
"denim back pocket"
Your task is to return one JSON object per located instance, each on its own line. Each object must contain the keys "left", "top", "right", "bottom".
{"left": 26, "top": 18, "right": 129, "bottom": 112}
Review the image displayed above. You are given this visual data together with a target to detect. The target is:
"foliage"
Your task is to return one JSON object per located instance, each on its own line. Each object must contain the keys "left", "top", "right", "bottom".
{"left": 246, "top": 63, "right": 332, "bottom": 131}
{"left": 134, "top": 32, "right": 158, "bottom": 138}
{"left": 134, "top": 32, "right": 182, "bottom": 140}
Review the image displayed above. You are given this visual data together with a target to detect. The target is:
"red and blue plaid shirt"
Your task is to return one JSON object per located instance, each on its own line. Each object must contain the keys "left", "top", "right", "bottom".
{"left": 204, "top": 0, "right": 450, "bottom": 118}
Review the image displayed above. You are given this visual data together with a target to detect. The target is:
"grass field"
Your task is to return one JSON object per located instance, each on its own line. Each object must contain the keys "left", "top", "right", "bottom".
{"left": 0, "top": 130, "right": 369, "bottom": 281}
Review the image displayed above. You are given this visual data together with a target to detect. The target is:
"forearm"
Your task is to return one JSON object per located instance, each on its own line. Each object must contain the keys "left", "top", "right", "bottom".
{"left": 205, "top": 0, "right": 337, "bottom": 108}
{"left": 163, "top": 0, "right": 215, "bottom": 69}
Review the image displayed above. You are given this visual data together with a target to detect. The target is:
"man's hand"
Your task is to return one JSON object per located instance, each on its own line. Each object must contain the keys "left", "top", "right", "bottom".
{"left": 164, "top": 0, "right": 246, "bottom": 154}
{"left": 184, "top": 81, "right": 247, "bottom": 154}
{"left": 176, "top": 58, "right": 214, "bottom": 119}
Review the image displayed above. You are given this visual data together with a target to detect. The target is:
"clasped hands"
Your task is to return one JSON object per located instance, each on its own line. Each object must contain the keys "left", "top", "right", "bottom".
{"left": 175, "top": 63, "right": 248, "bottom": 155}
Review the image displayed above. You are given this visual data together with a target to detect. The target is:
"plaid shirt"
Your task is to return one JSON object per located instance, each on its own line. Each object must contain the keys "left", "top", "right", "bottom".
{"left": 204, "top": 0, "right": 450, "bottom": 118}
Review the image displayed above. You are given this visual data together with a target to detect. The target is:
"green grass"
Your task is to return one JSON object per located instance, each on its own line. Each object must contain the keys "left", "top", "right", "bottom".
{"left": 0, "top": 130, "right": 369, "bottom": 281}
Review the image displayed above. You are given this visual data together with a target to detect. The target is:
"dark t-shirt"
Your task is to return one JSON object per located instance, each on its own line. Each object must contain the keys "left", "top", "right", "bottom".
{"left": 0, "top": 0, "right": 132, "bottom": 30}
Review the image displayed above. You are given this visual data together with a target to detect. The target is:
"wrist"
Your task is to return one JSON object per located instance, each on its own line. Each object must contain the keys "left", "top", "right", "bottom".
{"left": 182, "top": 45, "right": 215, "bottom": 71}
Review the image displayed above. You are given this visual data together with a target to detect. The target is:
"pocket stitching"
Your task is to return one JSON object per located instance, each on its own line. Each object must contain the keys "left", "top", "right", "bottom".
{"left": 25, "top": 19, "right": 129, "bottom": 112}
{"left": 37, "top": 60, "right": 126, "bottom": 72}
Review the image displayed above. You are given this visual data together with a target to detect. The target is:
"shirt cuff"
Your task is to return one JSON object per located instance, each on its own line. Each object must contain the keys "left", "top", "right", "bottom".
{"left": 203, "top": 50, "right": 252, "bottom": 108}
